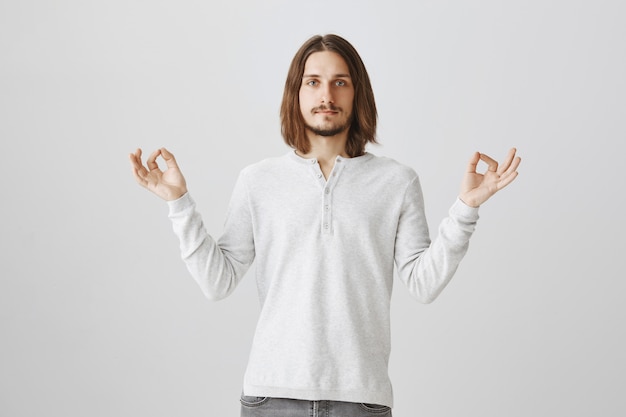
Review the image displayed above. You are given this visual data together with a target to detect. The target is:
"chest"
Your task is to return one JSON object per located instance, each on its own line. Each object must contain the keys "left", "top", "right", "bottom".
{"left": 247, "top": 170, "right": 404, "bottom": 239}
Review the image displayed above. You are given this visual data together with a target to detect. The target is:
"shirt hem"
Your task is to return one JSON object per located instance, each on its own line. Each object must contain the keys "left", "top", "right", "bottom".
{"left": 242, "top": 383, "right": 393, "bottom": 408}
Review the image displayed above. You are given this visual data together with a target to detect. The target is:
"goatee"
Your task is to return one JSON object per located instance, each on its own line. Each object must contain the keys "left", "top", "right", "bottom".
{"left": 305, "top": 105, "right": 352, "bottom": 137}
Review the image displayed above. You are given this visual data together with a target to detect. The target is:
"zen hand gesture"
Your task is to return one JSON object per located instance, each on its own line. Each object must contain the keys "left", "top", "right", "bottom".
{"left": 129, "top": 148, "right": 188, "bottom": 201}
{"left": 459, "top": 148, "right": 521, "bottom": 207}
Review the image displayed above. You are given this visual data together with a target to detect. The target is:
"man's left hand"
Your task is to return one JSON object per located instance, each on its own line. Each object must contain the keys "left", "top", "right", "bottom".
{"left": 459, "top": 148, "right": 521, "bottom": 207}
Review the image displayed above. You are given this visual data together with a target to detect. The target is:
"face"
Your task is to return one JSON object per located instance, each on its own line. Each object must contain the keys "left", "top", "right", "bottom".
{"left": 299, "top": 51, "right": 354, "bottom": 138}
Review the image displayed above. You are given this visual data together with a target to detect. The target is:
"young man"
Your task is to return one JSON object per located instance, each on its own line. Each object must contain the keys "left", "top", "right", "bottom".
{"left": 130, "top": 34, "right": 521, "bottom": 417}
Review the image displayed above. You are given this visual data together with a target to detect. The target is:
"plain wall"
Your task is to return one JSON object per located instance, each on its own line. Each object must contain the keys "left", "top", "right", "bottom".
{"left": 1, "top": 0, "right": 624, "bottom": 416}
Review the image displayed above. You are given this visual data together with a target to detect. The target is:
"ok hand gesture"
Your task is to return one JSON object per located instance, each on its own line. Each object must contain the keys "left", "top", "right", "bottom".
{"left": 459, "top": 148, "right": 521, "bottom": 207}
{"left": 129, "top": 148, "right": 188, "bottom": 201}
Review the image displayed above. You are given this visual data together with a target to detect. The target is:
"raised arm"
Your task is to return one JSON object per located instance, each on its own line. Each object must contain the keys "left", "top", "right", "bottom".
{"left": 396, "top": 148, "right": 521, "bottom": 303}
{"left": 129, "top": 147, "right": 255, "bottom": 300}
{"left": 129, "top": 147, "right": 188, "bottom": 201}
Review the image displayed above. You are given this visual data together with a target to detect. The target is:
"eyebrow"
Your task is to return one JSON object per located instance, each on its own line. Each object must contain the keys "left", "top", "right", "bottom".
{"left": 302, "top": 73, "right": 352, "bottom": 78}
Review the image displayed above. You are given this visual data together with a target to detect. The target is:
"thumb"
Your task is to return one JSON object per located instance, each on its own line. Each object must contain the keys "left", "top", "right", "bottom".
{"left": 160, "top": 147, "right": 179, "bottom": 169}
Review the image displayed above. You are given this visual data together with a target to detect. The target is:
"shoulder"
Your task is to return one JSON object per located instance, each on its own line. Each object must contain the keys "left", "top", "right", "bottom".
{"left": 236, "top": 153, "right": 299, "bottom": 189}
{"left": 362, "top": 153, "right": 419, "bottom": 183}
{"left": 240, "top": 153, "right": 292, "bottom": 176}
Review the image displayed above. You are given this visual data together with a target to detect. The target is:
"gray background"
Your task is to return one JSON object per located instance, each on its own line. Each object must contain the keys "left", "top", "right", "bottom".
{"left": 1, "top": 0, "right": 624, "bottom": 416}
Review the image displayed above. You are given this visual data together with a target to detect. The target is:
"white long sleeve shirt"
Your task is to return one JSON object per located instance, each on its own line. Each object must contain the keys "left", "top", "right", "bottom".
{"left": 167, "top": 150, "right": 479, "bottom": 407}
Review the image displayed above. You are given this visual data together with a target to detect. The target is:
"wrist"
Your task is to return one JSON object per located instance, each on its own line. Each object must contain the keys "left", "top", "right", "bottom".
{"left": 458, "top": 194, "right": 480, "bottom": 208}
{"left": 166, "top": 188, "right": 188, "bottom": 201}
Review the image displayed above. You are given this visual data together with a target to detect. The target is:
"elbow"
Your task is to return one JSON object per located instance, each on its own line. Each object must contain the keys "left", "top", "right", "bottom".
{"left": 203, "top": 291, "right": 229, "bottom": 302}
{"left": 199, "top": 279, "right": 237, "bottom": 302}
{"left": 405, "top": 264, "right": 455, "bottom": 304}
{"left": 187, "top": 258, "right": 241, "bottom": 302}
{"left": 421, "top": 296, "right": 436, "bottom": 305}
{"left": 188, "top": 271, "right": 238, "bottom": 302}
{"left": 407, "top": 280, "right": 446, "bottom": 304}
{"left": 416, "top": 291, "right": 440, "bottom": 305}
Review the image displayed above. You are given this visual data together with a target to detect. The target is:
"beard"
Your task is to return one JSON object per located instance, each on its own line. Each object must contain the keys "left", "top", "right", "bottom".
{"left": 305, "top": 105, "right": 353, "bottom": 137}
{"left": 306, "top": 123, "right": 350, "bottom": 137}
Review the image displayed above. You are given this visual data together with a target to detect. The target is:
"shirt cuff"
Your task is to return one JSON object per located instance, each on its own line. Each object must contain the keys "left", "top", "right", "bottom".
{"left": 450, "top": 197, "right": 480, "bottom": 222}
{"left": 167, "top": 192, "right": 194, "bottom": 216}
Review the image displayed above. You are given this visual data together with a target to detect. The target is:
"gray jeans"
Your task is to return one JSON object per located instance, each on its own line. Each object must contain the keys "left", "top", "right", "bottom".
{"left": 240, "top": 396, "right": 392, "bottom": 417}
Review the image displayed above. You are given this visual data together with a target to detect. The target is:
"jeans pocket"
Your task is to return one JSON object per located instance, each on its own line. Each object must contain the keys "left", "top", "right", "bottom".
{"left": 240, "top": 395, "right": 269, "bottom": 408}
{"left": 359, "top": 403, "right": 392, "bottom": 414}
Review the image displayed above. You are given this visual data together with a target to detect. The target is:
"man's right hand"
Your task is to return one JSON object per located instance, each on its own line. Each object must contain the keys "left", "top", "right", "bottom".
{"left": 129, "top": 148, "right": 188, "bottom": 201}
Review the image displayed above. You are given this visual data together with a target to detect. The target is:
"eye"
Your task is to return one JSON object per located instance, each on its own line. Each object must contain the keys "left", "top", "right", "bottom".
{"left": 306, "top": 80, "right": 318, "bottom": 86}
{"left": 335, "top": 80, "right": 346, "bottom": 87}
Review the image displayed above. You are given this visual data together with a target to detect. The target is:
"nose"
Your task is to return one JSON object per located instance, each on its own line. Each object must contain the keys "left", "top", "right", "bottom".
{"left": 320, "top": 83, "right": 333, "bottom": 104}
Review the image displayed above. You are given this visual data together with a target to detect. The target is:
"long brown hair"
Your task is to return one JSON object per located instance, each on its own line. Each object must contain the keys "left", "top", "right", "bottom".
{"left": 280, "top": 34, "right": 378, "bottom": 157}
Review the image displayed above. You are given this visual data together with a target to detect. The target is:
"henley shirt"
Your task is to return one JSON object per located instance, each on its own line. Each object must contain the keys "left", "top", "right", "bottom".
{"left": 167, "top": 150, "right": 479, "bottom": 407}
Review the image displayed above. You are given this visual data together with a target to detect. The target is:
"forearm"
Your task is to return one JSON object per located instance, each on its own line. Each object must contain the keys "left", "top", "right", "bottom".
{"left": 397, "top": 198, "right": 479, "bottom": 303}
{"left": 168, "top": 193, "right": 253, "bottom": 301}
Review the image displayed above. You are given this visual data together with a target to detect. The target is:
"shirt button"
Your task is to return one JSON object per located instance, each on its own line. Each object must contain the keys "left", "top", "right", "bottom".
{"left": 311, "top": 159, "right": 317, "bottom": 164}
{"left": 324, "top": 223, "right": 329, "bottom": 229}
{"left": 325, "top": 189, "right": 330, "bottom": 194}
{"left": 317, "top": 173, "right": 322, "bottom": 178}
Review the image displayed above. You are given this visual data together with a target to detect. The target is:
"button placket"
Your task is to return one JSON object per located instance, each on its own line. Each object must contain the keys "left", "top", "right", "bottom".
{"left": 322, "top": 187, "right": 332, "bottom": 234}
{"left": 308, "top": 159, "right": 326, "bottom": 187}
{"left": 320, "top": 157, "right": 347, "bottom": 235}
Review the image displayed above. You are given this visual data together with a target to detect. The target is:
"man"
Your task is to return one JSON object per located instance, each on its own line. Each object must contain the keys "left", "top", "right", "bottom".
{"left": 130, "top": 34, "right": 520, "bottom": 417}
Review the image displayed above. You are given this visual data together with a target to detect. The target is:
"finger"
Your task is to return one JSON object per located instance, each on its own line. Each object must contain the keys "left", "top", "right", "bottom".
{"left": 129, "top": 153, "right": 149, "bottom": 187}
{"left": 497, "top": 170, "right": 519, "bottom": 190}
{"left": 466, "top": 151, "right": 481, "bottom": 173}
{"left": 129, "top": 149, "right": 147, "bottom": 176}
{"left": 146, "top": 149, "right": 162, "bottom": 171}
{"left": 479, "top": 153, "right": 498, "bottom": 172}
{"left": 129, "top": 148, "right": 139, "bottom": 163}
{"left": 128, "top": 150, "right": 138, "bottom": 168}
{"left": 496, "top": 148, "right": 517, "bottom": 175}
{"left": 497, "top": 155, "right": 521, "bottom": 188}
{"left": 499, "top": 155, "right": 521, "bottom": 181}
{"left": 130, "top": 148, "right": 141, "bottom": 161}
{"left": 131, "top": 166, "right": 148, "bottom": 187}
{"left": 160, "top": 147, "right": 180, "bottom": 170}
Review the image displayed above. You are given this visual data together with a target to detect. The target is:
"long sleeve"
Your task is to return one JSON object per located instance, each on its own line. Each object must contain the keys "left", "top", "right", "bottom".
{"left": 167, "top": 172, "right": 255, "bottom": 301}
{"left": 163, "top": 152, "right": 480, "bottom": 408}
{"left": 394, "top": 176, "right": 479, "bottom": 303}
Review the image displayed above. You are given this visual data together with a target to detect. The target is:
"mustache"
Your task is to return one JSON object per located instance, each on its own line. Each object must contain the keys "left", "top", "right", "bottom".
{"left": 312, "top": 105, "right": 341, "bottom": 113}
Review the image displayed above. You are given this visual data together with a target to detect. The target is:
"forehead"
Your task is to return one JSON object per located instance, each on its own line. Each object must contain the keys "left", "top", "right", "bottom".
{"left": 303, "top": 51, "right": 351, "bottom": 76}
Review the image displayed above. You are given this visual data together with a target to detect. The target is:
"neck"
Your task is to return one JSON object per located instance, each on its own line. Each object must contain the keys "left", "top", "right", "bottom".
{"left": 301, "top": 131, "right": 349, "bottom": 161}
{"left": 298, "top": 132, "right": 350, "bottom": 180}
